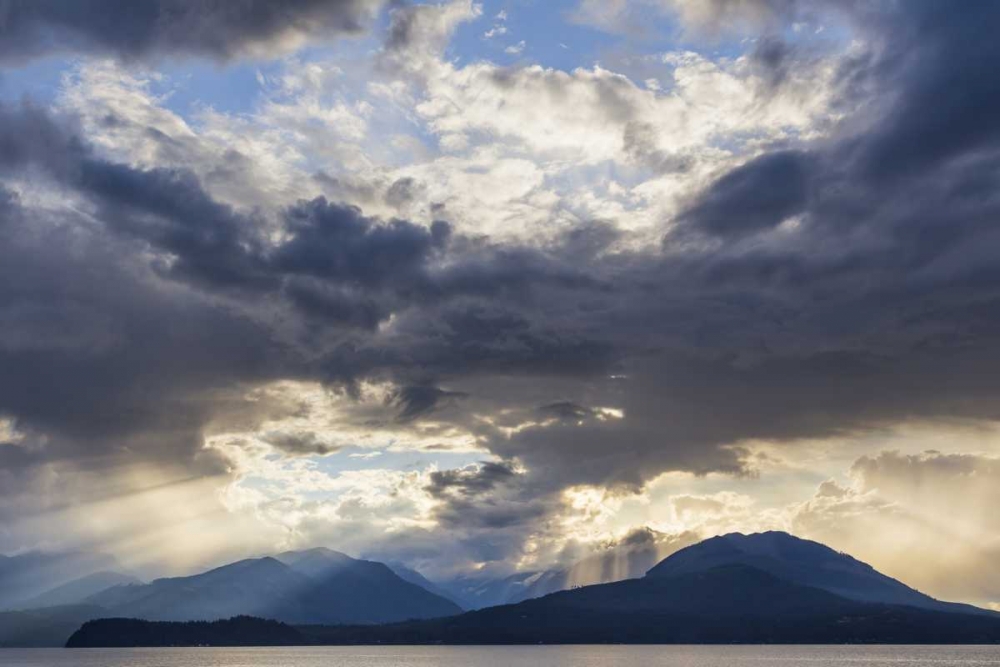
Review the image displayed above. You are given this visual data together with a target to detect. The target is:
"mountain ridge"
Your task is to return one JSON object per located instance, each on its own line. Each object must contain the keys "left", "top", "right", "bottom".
{"left": 0, "top": 550, "right": 124, "bottom": 610}
{"left": 20, "top": 531, "right": 1000, "bottom": 647}
{"left": 84, "top": 549, "right": 460, "bottom": 625}
{"left": 297, "top": 561, "right": 1000, "bottom": 644}
{"left": 68, "top": 563, "right": 1000, "bottom": 646}
{"left": 16, "top": 571, "right": 142, "bottom": 610}
{"left": 647, "top": 531, "right": 996, "bottom": 616}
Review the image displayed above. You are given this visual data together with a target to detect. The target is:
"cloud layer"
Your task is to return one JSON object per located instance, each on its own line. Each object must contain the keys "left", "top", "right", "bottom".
{"left": 2, "top": 0, "right": 1000, "bottom": 607}
{"left": 0, "top": 0, "right": 385, "bottom": 63}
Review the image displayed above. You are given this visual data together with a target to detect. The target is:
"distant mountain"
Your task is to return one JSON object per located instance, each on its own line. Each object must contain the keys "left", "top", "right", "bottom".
{"left": 295, "top": 532, "right": 1000, "bottom": 645}
{"left": 84, "top": 562, "right": 1000, "bottom": 646}
{"left": 0, "top": 550, "right": 122, "bottom": 610}
{"left": 436, "top": 571, "right": 540, "bottom": 610}
{"left": 1, "top": 547, "right": 461, "bottom": 646}
{"left": 646, "top": 531, "right": 993, "bottom": 616}
{"left": 85, "top": 557, "right": 315, "bottom": 622}
{"left": 385, "top": 561, "right": 464, "bottom": 609}
{"left": 302, "top": 564, "right": 1000, "bottom": 645}
{"left": 85, "top": 548, "right": 460, "bottom": 625}
{"left": 273, "top": 548, "right": 462, "bottom": 623}
{"left": 274, "top": 547, "right": 356, "bottom": 577}
{"left": 435, "top": 529, "right": 696, "bottom": 609}
{"left": 0, "top": 605, "right": 108, "bottom": 648}
{"left": 49, "top": 532, "right": 1000, "bottom": 647}
{"left": 516, "top": 530, "right": 694, "bottom": 603}
{"left": 438, "top": 556, "right": 653, "bottom": 611}
{"left": 17, "top": 571, "right": 141, "bottom": 610}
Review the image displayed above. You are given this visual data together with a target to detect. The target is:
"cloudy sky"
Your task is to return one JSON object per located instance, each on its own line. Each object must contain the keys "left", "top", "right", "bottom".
{"left": 2, "top": 0, "right": 1000, "bottom": 609}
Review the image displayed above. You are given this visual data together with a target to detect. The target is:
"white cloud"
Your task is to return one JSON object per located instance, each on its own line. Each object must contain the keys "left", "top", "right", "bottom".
{"left": 505, "top": 40, "right": 526, "bottom": 55}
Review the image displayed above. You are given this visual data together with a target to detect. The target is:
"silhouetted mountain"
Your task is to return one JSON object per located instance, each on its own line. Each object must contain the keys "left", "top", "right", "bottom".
{"left": 85, "top": 557, "right": 315, "bottom": 622}
{"left": 84, "top": 549, "right": 460, "bottom": 625}
{"left": 274, "top": 547, "right": 356, "bottom": 577}
{"left": 1, "top": 548, "right": 460, "bottom": 646}
{"left": 301, "top": 564, "right": 1000, "bottom": 645}
{"left": 67, "top": 616, "right": 304, "bottom": 647}
{"left": 646, "top": 531, "right": 994, "bottom": 616}
{"left": 0, "top": 550, "right": 122, "bottom": 609}
{"left": 273, "top": 548, "right": 462, "bottom": 622}
{"left": 17, "top": 571, "right": 141, "bottom": 610}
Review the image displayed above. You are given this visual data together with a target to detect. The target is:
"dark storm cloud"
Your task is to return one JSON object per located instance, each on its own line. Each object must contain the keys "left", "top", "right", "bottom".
{"left": 0, "top": 0, "right": 384, "bottom": 64}
{"left": 391, "top": 385, "right": 468, "bottom": 422}
{"left": 748, "top": 34, "right": 796, "bottom": 89}
{"left": 0, "top": 106, "right": 385, "bottom": 482}
{"left": 678, "top": 150, "right": 811, "bottom": 237}
{"left": 0, "top": 174, "right": 283, "bottom": 475}
{"left": 425, "top": 461, "right": 516, "bottom": 499}
{"left": 537, "top": 401, "right": 598, "bottom": 421}
{"left": 282, "top": 278, "right": 388, "bottom": 331}
{"left": 425, "top": 461, "right": 554, "bottom": 534}
{"left": 264, "top": 431, "right": 341, "bottom": 457}
{"left": 2, "top": 104, "right": 531, "bottom": 315}
{"left": 0, "top": 102, "right": 613, "bottom": 495}
{"left": 418, "top": 1, "right": 1000, "bottom": 496}
{"left": 273, "top": 197, "right": 446, "bottom": 290}
{"left": 679, "top": 1, "right": 1000, "bottom": 236}
{"left": 78, "top": 161, "right": 276, "bottom": 290}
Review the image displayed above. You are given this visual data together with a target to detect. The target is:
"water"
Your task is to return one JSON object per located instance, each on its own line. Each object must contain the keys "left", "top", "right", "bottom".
{"left": 2, "top": 646, "right": 1000, "bottom": 667}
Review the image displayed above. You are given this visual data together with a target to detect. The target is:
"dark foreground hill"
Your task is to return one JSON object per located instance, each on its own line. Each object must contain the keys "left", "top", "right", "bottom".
{"left": 67, "top": 616, "right": 304, "bottom": 647}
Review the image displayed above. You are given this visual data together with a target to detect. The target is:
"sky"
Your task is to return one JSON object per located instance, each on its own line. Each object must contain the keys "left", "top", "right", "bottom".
{"left": 1, "top": 0, "right": 1000, "bottom": 610}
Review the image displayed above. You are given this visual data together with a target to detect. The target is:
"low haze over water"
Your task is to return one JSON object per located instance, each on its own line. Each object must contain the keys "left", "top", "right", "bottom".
{"left": 4, "top": 646, "right": 1000, "bottom": 667}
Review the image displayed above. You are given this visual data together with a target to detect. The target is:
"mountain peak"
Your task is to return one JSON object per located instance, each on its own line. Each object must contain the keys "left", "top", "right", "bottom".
{"left": 274, "top": 547, "right": 353, "bottom": 564}
{"left": 646, "top": 531, "right": 868, "bottom": 573}
{"left": 150, "top": 556, "right": 294, "bottom": 588}
{"left": 646, "top": 531, "right": 991, "bottom": 615}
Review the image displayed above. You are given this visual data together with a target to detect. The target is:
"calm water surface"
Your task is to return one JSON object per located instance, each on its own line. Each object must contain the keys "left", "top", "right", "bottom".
{"left": 3, "top": 646, "right": 1000, "bottom": 667}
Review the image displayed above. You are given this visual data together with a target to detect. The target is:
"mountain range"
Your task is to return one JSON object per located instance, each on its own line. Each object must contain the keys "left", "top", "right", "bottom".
{"left": 0, "top": 550, "right": 128, "bottom": 610}
{"left": 303, "top": 563, "right": 1000, "bottom": 645}
{"left": 9, "top": 531, "right": 1000, "bottom": 647}
{"left": 84, "top": 547, "right": 460, "bottom": 624}
{"left": 0, "top": 547, "right": 459, "bottom": 646}
{"left": 301, "top": 532, "right": 1000, "bottom": 645}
